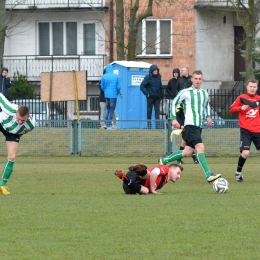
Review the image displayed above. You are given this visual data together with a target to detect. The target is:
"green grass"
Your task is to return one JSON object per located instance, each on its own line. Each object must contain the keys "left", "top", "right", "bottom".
{"left": 1, "top": 156, "right": 260, "bottom": 260}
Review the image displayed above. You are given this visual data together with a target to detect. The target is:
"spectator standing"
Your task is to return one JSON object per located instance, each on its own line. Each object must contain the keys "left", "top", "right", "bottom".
{"left": 101, "top": 64, "right": 121, "bottom": 130}
{"left": 140, "top": 65, "right": 163, "bottom": 129}
{"left": 166, "top": 68, "right": 180, "bottom": 99}
{"left": 1, "top": 67, "right": 12, "bottom": 98}
{"left": 99, "top": 69, "right": 117, "bottom": 129}
{"left": 176, "top": 67, "right": 192, "bottom": 92}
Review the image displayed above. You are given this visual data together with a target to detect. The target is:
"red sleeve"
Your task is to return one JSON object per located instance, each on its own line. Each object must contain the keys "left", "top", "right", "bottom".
{"left": 148, "top": 165, "right": 169, "bottom": 175}
{"left": 230, "top": 96, "right": 242, "bottom": 113}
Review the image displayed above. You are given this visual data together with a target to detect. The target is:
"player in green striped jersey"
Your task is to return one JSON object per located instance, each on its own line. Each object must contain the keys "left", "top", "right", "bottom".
{"left": 0, "top": 93, "right": 36, "bottom": 195}
{"left": 159, "top": 70, "right": 221, "bottom": 183}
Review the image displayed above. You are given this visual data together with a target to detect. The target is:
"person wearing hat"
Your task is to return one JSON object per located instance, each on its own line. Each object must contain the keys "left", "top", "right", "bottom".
{"left": 140, "top": 64, "right": 163, "bottom": 129}
{"left": 166, "top": 68, "right": 180, "bottom": 99}
{"left": 1, "top": 67, "right": 13, "bottom": 98}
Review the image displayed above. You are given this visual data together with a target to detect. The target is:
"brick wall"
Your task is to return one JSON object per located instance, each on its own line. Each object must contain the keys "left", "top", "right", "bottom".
{"left": 105, "top": 0, "right": 196, "bottom": 82}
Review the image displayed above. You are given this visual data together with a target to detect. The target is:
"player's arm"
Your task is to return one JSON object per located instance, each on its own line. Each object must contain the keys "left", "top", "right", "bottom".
{"left": 204, "top": 96, "right": 212, "bottom": 126}
{"left": 0, "top": 93, "right": 16, "bottom": 114}
{"left": 149, "top": 168, "right": 162, "bottom": 195}
{"left": 230, "top": 96, "right": 244, "bottom": 113}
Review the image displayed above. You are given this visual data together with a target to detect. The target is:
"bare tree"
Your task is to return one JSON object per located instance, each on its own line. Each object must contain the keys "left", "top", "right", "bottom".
{"left": 0, "top": 0, "right": 7, "bottom": 68}
{"left": 230, "top": 0, "right": 260, "bottom": 80}
{"left": 115, "top": 0, "right": 180, "bottom": 60}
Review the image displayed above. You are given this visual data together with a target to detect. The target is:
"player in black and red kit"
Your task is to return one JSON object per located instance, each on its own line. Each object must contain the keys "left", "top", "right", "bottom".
{"left": 114, "top": 163, "right": 183, "bottom": 194}
{"left": 230, "top": 79, "right": 260, "bottom": 182}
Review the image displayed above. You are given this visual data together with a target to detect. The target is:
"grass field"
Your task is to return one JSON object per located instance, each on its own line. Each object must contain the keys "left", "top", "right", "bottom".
{"left": 1, "top": 156, "right": 260, "bottom": 260}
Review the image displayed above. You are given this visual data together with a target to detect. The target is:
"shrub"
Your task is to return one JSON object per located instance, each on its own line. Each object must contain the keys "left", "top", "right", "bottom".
{"left": 9, "top": 72, "right": 35, "bottom": 99}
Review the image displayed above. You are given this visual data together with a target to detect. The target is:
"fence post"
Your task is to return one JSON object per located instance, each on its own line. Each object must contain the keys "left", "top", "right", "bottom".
{"left": 73, "top": 119, "right": 77, "bottom": 156}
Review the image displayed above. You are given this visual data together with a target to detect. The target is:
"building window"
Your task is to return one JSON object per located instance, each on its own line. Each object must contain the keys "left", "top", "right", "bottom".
{"left": 39, "top": 23, "right": 50, "bottom": 55}
{"left": 38, "top": 22, "right": 77, "bottom": 55}
{"left": 136, "top": 19, "right": 172, "bottom": 56}
{"left": 84, "top": 24, "right": 96, "bottom": 55}
{"left": 79, "top": 96, "right": 99, "bottom": 112}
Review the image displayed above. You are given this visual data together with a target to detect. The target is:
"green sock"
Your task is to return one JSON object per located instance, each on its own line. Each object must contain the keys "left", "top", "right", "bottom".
{"left": 197, "top": 153, "right": 211, "bottom": 179}
{"left": 0, "top": 160, "right": 14, "bottom": 186}
{"left": 162, "top": 150, "right": 183, "bottom": 164}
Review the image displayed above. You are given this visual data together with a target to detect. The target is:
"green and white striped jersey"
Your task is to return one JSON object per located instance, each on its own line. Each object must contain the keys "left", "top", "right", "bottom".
{"left": 0, "top": 94, "right": 36, "bottom": 135}
{"left": 170, "top": 86, "right": 211, "bottom": 128}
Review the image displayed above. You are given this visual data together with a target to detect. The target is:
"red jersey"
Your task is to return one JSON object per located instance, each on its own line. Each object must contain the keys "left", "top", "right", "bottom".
{"left": 230, "top": 93, "right": 260, "bottom": 133}
{"left": 144, "top": 165, "right": 169, "bottom": 192}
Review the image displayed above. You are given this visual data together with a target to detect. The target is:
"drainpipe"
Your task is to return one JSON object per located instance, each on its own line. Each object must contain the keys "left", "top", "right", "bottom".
{"left": 109, "top": 0, "right": 114, "bottom": 62}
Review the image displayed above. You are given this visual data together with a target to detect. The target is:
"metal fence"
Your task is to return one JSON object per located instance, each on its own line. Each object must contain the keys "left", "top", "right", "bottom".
{"left": 3, "top": 55, "right": 105, "bottom": 81}
{"left": 5, "top": 0, "right": 105, "bottom": 8}
{"left": 1, "top": 119, "right": 258, "bottom": 158}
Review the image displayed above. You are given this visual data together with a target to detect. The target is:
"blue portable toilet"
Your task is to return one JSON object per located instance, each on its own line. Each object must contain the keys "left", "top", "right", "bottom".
{"left": 111, "top": 61, "right": 152, "bottom": 129}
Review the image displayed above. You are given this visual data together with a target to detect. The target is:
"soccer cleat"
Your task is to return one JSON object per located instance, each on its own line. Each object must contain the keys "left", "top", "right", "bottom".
{"left": 235, "top": 172, "right": 244, "bottom": 182}
{"left": 193, "top": 159, "right": 199, "bottom": 164}
{"left": 177, "top": 160, "right": 184, "bottom": 165}
{"left": 0, "top": 186, "right": 10, "bottom": 195}
{"left": 207, "top": 173, "right": 221, "bottom": 183}
{"left": 128, "top": 163, "right": 147, "bottom": 173}
{"left": 158, "top": 158, "right": 165, "bottom": 165}
{"left": 114, "top": 170, "right": 127, "bottom": 181}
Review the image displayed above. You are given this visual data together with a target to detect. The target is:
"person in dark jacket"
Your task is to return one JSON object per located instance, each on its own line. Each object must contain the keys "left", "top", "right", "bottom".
{"left": 101, "top": 64, "right": 121, "bottom": 130}
{"left": 140, "top": 65, "right": 163, "bottom": 129}
{"left": 176, "top": 67, "right": 192, "bottom": 92}
{"left": 166, "top": 68, "right": 180, "bottom": 99}
{"left": 1, "top": 67, "right": 12, "bottom": 98}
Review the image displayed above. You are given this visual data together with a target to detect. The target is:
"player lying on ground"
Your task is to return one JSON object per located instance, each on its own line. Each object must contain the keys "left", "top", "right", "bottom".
{"left": 158, "top": 70, "right": 221, "bottom": 183}
{"left": 230, "top": 79, "right": 260, "bottom": 182}
{"left": 0, "top": 93, "right": 36, "bottom": 195}
{"left": 114, "top": 163, "right": 183, "bottom": 195}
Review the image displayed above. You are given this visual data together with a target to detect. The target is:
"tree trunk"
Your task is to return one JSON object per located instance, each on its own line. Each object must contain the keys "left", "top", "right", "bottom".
{"left": 243, "top": 0, "right": 256, "bottom": 80}
{"left": 115, "top": 0, "right": 124, "bottom": 60}
{"left": 0, "top": 0, "right": 6, "bottom": 69}
{"left": 235, "top": 0, "right": 256, "bottom": 81}
{"left": 127, "top": 0, "right": 153, "bottom": 61}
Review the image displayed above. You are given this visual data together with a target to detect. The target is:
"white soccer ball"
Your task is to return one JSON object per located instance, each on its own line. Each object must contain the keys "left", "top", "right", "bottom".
{"left": 213, "top": 178, "right": 229, "bottom": 194}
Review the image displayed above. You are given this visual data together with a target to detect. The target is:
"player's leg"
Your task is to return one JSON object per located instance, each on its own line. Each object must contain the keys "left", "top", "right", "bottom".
{"left": 159, "top": 126, "right": 193, "bottom": 165}
{"left": 114, "top": 170, "right": 143, "bottom": 194}
{"left": 235, "top": 128, "right": 252, "bottom": 182}
{"left": 184, "top": 125, "right": 221, "bottom": 183}
{"left": 180, "top": 133, "right": 198, "bottom": 164}
{"left": 195, "top": 142, "right": 221, "bottom": 182}
{"left": 0, "top": 140, "right": 19, "bottom": 195}
{"left": 128, "top": 163, "right": 148, "bottom": 178}
{"left": 177, "top": 139, "right": 185, "bottom": 165}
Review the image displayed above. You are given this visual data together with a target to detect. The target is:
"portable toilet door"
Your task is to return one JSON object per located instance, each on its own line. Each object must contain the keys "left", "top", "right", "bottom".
{"left": 111, "top": 61, "right": 152, "bottom": 129}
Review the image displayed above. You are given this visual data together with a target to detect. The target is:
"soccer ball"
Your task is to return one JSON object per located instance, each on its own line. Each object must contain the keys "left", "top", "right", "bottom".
{"left": 212, "top": 178, "right": 229, "bottom": 194}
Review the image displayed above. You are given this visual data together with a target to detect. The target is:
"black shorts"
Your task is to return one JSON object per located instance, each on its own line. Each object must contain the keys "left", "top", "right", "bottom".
{"left": 240, "top": 128, "right": 260, "bottom": 151}
{"left": 122, "top": 171, "right": 145, "bottom": 194}
{"left": 0, "top": 124, "right": 20, "bottom": 143}
{"left": 183, "top": 125, "right": 202, "bottom": 149}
